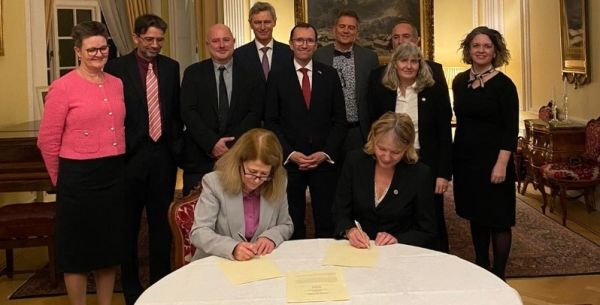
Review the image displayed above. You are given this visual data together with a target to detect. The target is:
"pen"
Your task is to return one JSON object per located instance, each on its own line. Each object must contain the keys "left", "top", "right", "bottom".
{"left": 237, "top": 232, "right": 248, "bottom": 242}
{"left": 237, "top": 232, "right": 258, "bottom": 256}
{"left": 354, "top": 220, "right": 369, "bottom": 249}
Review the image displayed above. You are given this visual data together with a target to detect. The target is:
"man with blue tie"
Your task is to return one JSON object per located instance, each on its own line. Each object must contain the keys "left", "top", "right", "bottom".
{"left": 265, "top": 23, "right": 347, "bottom": 239}
{"left": 234, "top": 1, "right": 292, "bottom": 85}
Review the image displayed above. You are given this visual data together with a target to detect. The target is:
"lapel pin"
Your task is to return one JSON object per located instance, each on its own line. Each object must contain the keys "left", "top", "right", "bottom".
{"left": 317, "top": 70, "right": 322, "bottom": 75}
{"left": 393, "top": 189, "right": 398, "bottom": 195}
{"left": 421, "top": 97, "right": 426, "bottom": 102}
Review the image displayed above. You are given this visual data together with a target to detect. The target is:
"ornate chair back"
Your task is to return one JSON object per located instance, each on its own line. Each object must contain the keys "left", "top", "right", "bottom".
{"left": 168, "top": 187, "right": 202, "bottom": 270}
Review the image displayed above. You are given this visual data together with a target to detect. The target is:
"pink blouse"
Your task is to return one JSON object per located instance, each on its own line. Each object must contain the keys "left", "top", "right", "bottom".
{"left": 242, "top": 190, "right": 261, "bottom": 241}
{"left": 37, "top": 70, "right": 126, "bottom": 185}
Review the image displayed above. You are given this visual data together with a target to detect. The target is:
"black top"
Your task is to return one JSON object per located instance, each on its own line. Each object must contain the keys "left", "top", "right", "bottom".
{"left": 333, "top": 150, "right": 438, "bottom": 249}
{"left": 451, "top": 70, "right": 519, "bottom": 227}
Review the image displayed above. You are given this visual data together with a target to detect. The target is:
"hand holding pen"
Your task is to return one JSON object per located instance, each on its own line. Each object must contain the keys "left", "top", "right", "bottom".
{"left": 346, "top": 220, "right": 370, "bottom": 249}
{"left": 233, "top": 232, "right": 258, "bottom": 261}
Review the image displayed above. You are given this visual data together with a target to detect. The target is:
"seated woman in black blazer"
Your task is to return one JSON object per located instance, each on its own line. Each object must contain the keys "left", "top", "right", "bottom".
{"left": 334, "top": 112, "right": 437, "bottom": 249}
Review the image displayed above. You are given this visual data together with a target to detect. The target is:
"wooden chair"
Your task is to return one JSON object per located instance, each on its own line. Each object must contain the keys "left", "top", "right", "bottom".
{"left": 168, "top": 186, "right": 202, "bottom": 270}
{"left": 0, "top": 202, "right": 57, "bottom": 286}
{"left": 541, "top": 117, "right": 600, "bottom": 225}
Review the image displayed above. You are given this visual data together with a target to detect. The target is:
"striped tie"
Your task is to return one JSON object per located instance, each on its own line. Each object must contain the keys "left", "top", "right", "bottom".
{"left": 146, "top": 63, "right": 162, "bottom": 142}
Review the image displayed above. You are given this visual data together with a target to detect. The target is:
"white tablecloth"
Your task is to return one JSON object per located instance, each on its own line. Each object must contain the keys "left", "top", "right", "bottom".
{"left": 136, "top": 239, "right": 522, "bottom": 305}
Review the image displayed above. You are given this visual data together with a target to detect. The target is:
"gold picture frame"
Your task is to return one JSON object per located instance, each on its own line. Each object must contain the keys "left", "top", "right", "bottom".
{"left": 294, "top": 0, "right": 434, "bottom": 61}
{"left": 0, "top": 0, "right": 4, "bottom": 56}
{"left": 559, "top": 0, "right": 589, "bottom": 88}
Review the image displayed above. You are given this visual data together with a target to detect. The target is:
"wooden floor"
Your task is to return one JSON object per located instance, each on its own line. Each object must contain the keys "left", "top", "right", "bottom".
{"left": 1, "top": 186, "right": 599, "bottom": 304}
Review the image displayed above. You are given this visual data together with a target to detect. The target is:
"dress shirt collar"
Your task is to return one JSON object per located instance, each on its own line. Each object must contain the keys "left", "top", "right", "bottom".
{"left": 255, "top": 39, "right": 274, "bottom": 52}
{"left": 333, "top": 43, "right": 354, "bottom": 54}
{"left": 212, "top": 58, "right": 233, "bottom": 71}
{"left": 293, "top": 59, "right": 313, "bottom": 72}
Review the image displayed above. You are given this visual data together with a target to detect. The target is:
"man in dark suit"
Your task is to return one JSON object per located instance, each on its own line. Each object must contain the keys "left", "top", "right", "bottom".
{"left": 180, "top": 24, "right": 263, "bottom": 195}
{"left": 313, "top": 9, "right": 379, "bottom": 153}
{"left": 367, "top": 19, "right": 452, "bottom": 252}
{"left": 234, "top": 1, "right": 292, "bottom": 84}
{"left": 265, "top": 23, "right": 347, "bottom": 239}
{"left": 104, "top": 14, "right": 183, "bottom": 305}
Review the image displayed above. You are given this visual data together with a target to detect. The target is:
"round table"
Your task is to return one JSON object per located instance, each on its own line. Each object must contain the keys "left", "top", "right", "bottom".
{"left": 136, "top": 239, "right": 522, "bottom": 305}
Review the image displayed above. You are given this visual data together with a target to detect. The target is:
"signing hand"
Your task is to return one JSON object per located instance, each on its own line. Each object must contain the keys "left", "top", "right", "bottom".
{"left": 254, "top": 237, "right": 275, "bottom": 255}
{"left": 346, "top": 227, "right": 370, "bottom": 249}
{"left": 435, "top": 177, "right": 449, "bottom": 194}
{"left": 233, "top": 242, "right": 257, "bottom": 261}
{"left": 375, "top": 232, "right": 398, "bottom": 246}
{"left": 211, "top": 137, "right": 235, "bottom": 159}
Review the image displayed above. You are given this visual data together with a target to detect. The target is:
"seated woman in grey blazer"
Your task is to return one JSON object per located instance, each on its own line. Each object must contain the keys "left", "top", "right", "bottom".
{"left": 334, "top": 112, "right": 438, "bottom": 249}
{"left": 190, "top": 128, "right": 294, "bottom": 261}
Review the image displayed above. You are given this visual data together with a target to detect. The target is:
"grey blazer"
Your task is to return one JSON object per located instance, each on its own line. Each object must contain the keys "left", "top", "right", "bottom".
{"left": 190, "top": 172, "right": 294, "bottom": 260}
{"left": 313, "top": 43, "right": 379, "bottom": 141}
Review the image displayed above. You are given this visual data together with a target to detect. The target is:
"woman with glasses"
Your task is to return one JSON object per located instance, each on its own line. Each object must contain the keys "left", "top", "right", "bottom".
{"left": 190, "top": 128, "right": 293, "bottom": 261}
{"left": 37, "top": 21, "right": 125, "bottom": 305}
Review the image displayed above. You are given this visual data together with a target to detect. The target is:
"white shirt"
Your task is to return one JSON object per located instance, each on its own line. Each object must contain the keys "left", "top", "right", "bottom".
{"left": 395, "top": 83, "right": 420, "bottom": 149}
{"left": 254, "top": 39, "right": 274, "bottom": 67}
{"left": 293, "top": 59, "right": 313, "bottom": 88}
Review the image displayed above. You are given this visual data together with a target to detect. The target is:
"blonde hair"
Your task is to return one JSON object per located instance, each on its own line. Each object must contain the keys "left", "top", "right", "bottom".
{"left": 214, "top": 128, "right": 286, "bottom": 202}
{"left": 363, "top": 112, "right": 418, "bottom": 164}
{"left": 381, "top": 43, "right": 434, "bottom": 92}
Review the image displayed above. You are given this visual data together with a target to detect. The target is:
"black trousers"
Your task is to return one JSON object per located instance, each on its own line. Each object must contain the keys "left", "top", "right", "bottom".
{"left": 122, "top": 139, "right": 177, "bottom": 305}
{"left": 286, "top": 166, "right": 338, "bottom": 239}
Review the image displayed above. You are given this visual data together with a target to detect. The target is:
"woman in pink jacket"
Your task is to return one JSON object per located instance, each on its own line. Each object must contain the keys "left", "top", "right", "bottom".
{"left": 38, "top": 21, "right": 126, "bottom": 305}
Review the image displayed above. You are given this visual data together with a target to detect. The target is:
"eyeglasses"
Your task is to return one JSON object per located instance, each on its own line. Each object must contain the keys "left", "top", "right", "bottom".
{"left": 85, "top": 46, "right": 109, "bottom": 56}
{"left": 292, "top": 38, "right": 316, "bottom": 46}
{"left": 241, "top": 165, "right": 273, "bottom": 182}
{"left": 139, "top": 36, "right": 165, "bottom": 44}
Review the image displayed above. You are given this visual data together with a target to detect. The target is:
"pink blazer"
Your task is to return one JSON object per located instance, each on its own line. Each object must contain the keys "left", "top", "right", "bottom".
{"left": 37, "top": 70, "right": 126, "bottom": 185}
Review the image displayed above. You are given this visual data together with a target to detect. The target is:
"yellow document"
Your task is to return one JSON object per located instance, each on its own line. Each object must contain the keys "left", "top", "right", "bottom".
{"left": 322, "top": 242, "right": 378, "bottom": 267}
{"left": 286, "top": 268, "right": 349, "bottom": 303}
{"left": 217, "top": 256, "right": 283, "bottom": 285}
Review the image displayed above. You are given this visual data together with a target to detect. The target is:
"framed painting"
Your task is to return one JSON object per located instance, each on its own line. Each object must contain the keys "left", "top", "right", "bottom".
{"left": 294, "top": 0, "right": 434, "bottom": 61}
{"left": 559, "top": 0, "right": 589, "bottom": 88}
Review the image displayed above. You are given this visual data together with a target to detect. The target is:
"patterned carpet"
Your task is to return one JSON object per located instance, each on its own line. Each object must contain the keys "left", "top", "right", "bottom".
{"left": 445, "top": 185, "right": 600, "bottom": 278}
{"left": 9, "top": 186, "right": 600, "bottom": 299}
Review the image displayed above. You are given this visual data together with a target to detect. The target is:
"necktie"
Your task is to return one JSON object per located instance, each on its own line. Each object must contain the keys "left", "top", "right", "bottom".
{"left": 146, "top": 62, "right": 162, "bottom": 142}
{"left": 333, "top": 49, "right": 352, "bottom": 58}
{"left": 218, "top": 66, "right": 229, "bottom": 133}
{"left": 299, "top": 67, "right": 311, "bottom": 109}
{"left": 260, "top": 47, "right": 270, "bottom": 80}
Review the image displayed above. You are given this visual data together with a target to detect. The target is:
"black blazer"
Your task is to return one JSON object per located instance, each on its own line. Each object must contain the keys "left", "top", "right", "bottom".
{"left": 180, "top": 57, "right": 264, "bottom": 173}
{"left": 367, "top": 63, "right": 453, "bottom": 180}
{"left": 334, "top": 150, "right": 437, "bottom": 249}
{"left": 104, "top": 51, "right": 183, "bottom": 161}
{"left": 264, "top": 60, "right": 347, "bottom": 166}
{"left": 233, "top": 39, "right": 293, "bottom": 84}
